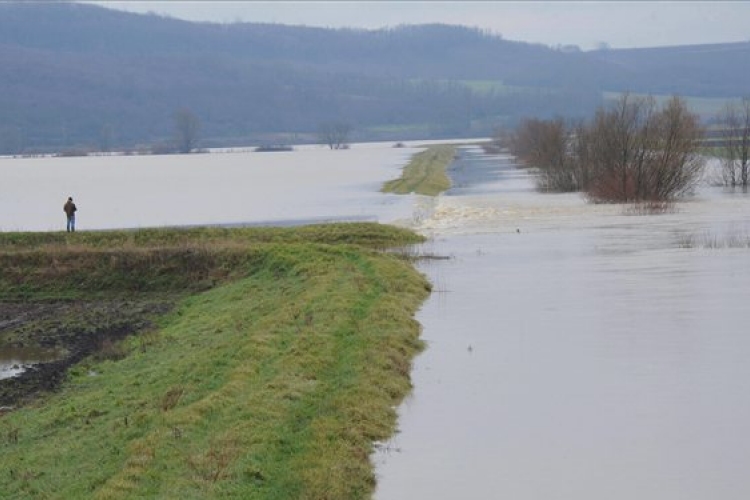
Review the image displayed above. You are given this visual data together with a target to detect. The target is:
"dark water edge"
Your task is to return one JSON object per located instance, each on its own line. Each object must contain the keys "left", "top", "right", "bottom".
{"left": 0, "top": 300, "right": 172, "bottom": 407}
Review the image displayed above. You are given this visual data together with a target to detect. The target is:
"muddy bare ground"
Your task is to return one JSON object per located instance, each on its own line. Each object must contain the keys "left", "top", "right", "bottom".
{"left": 0, "top": 299, "right": 173, "bottom": 407}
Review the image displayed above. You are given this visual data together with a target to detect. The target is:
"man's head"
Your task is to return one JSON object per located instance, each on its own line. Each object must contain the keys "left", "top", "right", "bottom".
{"left": 68, "top": 197, "right": 73, "bottom": 201}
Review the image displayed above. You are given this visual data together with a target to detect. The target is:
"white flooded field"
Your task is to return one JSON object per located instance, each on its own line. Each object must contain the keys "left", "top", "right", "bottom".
{"left": 3, "top": 143, "right": 750, "bottom": 498}
{"left": 0, "top": 143, "right": 419, "bottom": 232}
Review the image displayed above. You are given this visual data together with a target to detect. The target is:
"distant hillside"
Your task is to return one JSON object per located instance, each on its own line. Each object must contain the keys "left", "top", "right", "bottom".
{"left": 0, "top": 2, "right": 746, "bottom": 153}
{"left": 590, "top": 42, "right": 750, "bottom": 97}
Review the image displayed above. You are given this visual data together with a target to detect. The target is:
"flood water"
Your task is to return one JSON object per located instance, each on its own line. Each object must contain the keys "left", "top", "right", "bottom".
{"left": 0, "top": 143, "right": 421, "bottom": 232}
{"left": 375, "top": 148, "right": 750, "bottom": 499}
{"left": 0, "top": 141, "right": 425, "bottom": 377}
{"left": 0, "top": 347, "right": 63, "bottom": 381}
{"left": 2, "top": 143, "right": 750, "bottom": 497}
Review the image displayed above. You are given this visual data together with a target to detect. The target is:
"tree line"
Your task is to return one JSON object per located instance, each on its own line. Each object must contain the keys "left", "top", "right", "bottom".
{"left": 508, "top": 94, "right": 711, "bottom": 204}
{"left": 6, "top": 3, "right": 750, "bottom": 155}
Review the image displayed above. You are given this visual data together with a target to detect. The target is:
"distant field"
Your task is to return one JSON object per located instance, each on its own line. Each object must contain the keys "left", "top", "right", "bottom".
{"left": 366, "top": 123, "right": 433, "bottom": 135}
{"left": 602, "top": 91, "right": 732, "bottom": 118}
{"left": 460, "top": 80, "right": 557, "bottom": 96}
{"left": 408, "top": 78, "right": 556, "bottom": 96}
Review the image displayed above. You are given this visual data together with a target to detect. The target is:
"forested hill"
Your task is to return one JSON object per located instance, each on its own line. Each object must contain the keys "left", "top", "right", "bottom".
{"left": 1, "top": 2, "right": 747, "bottom": 153}
{"left": 589, "top": 42, "right": 750, "bottom": 98}
{"left": 0, "top": 3, "right": 600, "bottom": 81}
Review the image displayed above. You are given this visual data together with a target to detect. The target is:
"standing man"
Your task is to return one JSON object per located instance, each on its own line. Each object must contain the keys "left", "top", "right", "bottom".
{"left": 64, "top": 196, "right": 77, "bottom": 232}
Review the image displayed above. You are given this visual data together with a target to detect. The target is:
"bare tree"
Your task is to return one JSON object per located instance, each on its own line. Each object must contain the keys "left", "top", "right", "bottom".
{"left": 570, "top": 119, "right": 594, "bottom": 191}
{"left": 532, "top": 118, "right": 576, "bottom": 192}
{"left": 174, "top": 108, "right": 200, "bottom": 154}
{"left": 586, "top": 95, "right": 703, "bottom": 203}
{"left": 510, "top": 117, "right": 590, "bottom": 192}
{"left": 586, "top": 94, "right": 657, "bottom": 202}
{"left": 510, "top": 94, "right": 705, "bottom": 203}
{"left": 318, "top": 122, "right": 352, "bottom": 150}
{"left": 718, "top": 97, "right": 750, "bottom": 190}
{"left": 645, "top": 96, "right": 705, "bottom": 200}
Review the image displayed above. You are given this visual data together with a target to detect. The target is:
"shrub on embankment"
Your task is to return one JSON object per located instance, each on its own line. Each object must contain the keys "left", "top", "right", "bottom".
{"left": 0, "top": 223, "right": 431, "bottom": 499}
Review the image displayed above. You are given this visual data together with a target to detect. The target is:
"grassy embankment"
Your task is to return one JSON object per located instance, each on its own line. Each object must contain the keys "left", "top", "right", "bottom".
{"left": 0, "top": 223, "right": 431, "bottom": 499}
{"left": 381, "top": 145, "right": 456, "bottom": 196}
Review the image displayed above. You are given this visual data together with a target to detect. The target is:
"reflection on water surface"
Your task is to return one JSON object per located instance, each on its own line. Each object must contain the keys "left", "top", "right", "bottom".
{"left": 0, "top": 347, "right": 63, "bottom": 380}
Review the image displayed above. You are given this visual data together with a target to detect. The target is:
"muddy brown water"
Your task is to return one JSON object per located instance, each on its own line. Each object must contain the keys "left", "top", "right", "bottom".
{"left": 374, "top": 148, "right": 750, "bottom": 499}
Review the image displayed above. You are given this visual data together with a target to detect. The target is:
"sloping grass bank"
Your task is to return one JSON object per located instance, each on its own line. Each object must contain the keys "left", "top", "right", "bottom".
{"left": 0, "top": 223, "right": 430, "bottom": 499}
{"left": 381, "top": 145, "right": 456, "bottom": 196}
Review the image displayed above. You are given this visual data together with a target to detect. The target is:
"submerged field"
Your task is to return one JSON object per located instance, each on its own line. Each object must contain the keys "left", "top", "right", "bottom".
{"left": 0, "top": 224, "right": 431, "bottom": 499}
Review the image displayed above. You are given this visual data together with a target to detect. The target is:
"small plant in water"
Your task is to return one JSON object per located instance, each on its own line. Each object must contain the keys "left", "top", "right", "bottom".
{"left": 676, "top": 230, "right": 750, "bottom": 249}
{"left": 623, "top": 201, "right": 675, "bottom": 215}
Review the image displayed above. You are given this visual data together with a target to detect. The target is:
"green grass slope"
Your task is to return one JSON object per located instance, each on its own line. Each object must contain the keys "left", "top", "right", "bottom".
{"left": 382, "top": 145, "right": 456, "bottom": 196}
{"left": 0, "top": 224, "right": 431, "bottom": 499}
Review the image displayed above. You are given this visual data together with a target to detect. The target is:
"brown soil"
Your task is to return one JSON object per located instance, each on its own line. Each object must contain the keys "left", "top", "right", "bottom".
{"left": 0, "top": 299, "right": 173, "bottom": 407}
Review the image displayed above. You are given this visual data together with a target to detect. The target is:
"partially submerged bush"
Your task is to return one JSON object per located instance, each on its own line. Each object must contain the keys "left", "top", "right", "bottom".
{"left": 511, "top": 94, "right": 705, "bottom": 203}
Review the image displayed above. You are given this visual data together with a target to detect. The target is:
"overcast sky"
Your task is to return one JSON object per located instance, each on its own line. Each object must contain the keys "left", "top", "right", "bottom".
{"left": 88, "top": 1, "right": 750, "bottom": 50}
